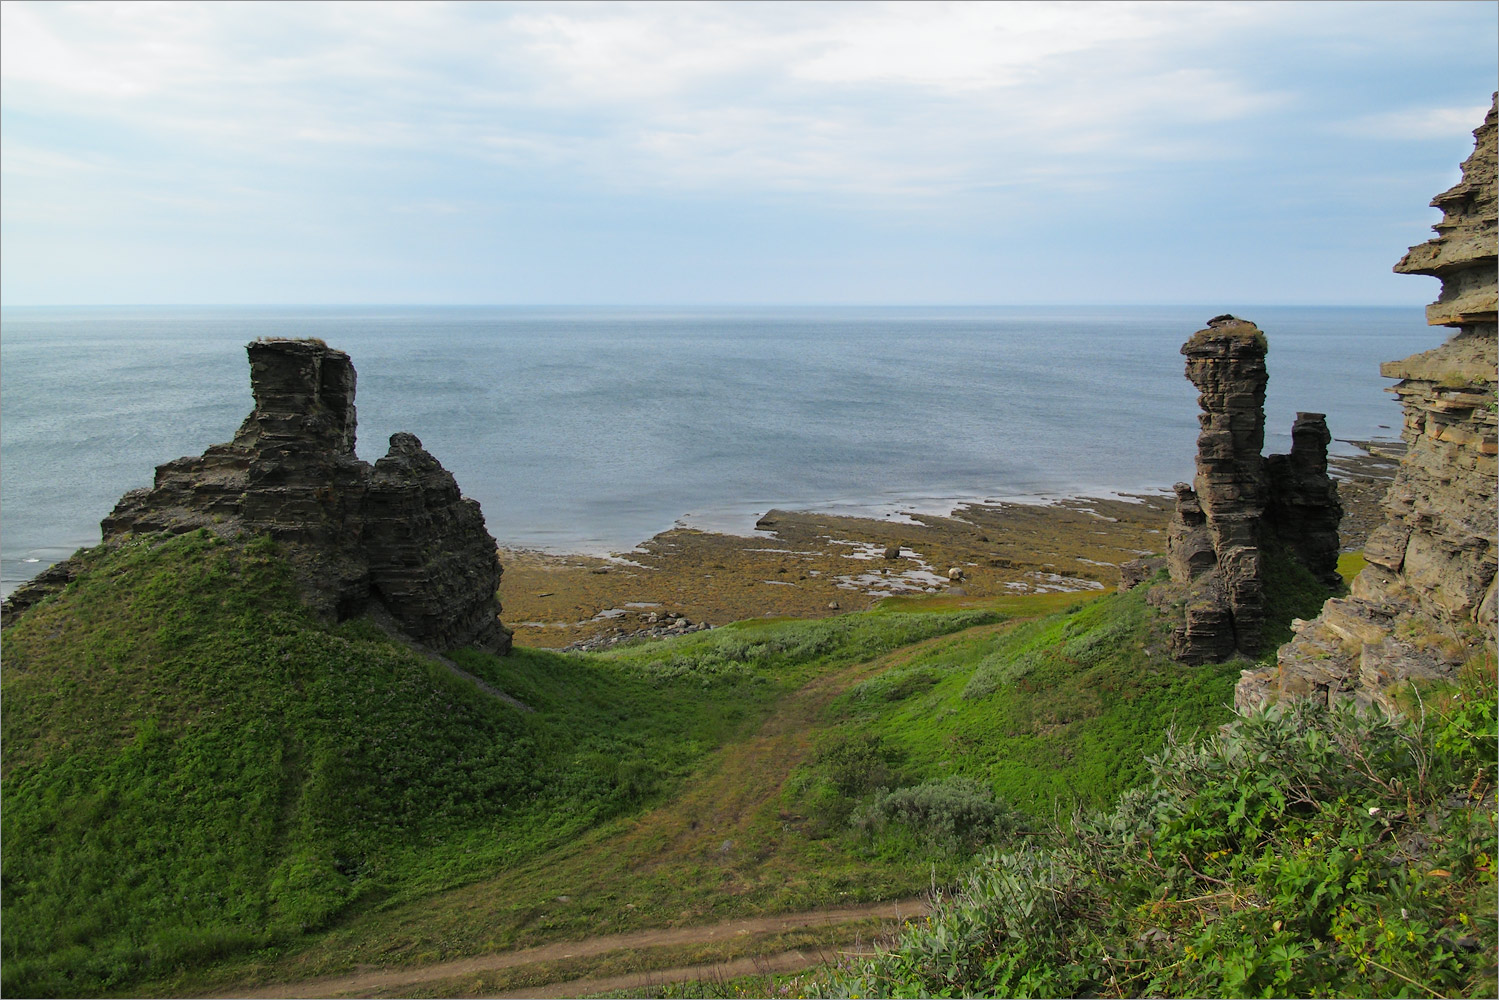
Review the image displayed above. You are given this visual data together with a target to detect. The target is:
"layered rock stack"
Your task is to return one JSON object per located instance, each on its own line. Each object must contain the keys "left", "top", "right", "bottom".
{"left": 1265, "top": 412, "right": 1344, "bottom": 589}
{"left": 12, "top": 339, "right": 512, "bottom": 654}
{"left": 1162, "top": 318, "right": 1342, "bottom": 664}
{"left": 1237, "top": 96, "right": 1497, "bottom": 715}
{"left": 1167, "top": 319, "right": 1272, "bottom": 660}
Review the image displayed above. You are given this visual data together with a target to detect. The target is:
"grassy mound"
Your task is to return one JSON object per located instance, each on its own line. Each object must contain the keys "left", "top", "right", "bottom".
{"left": 778, "top": 583, "right": 1243, "bottom": 865}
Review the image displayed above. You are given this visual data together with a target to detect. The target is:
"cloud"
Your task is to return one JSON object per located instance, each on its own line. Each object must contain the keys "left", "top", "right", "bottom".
{"left": 3, "top": 0, "right": 1495, "bottom": 305}
{"left": 0, "top": 0, "right": 1298, "bottom": 199}
{"left": 0, "top": 1, "right": 223, "bottom": 98}
{"left": 1341, "top": 104, "right": 1495, "bottom": 141}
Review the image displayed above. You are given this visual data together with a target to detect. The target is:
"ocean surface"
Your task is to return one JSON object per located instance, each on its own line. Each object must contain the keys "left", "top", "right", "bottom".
{"left": 0, "top": 305, "right": 1434, "bottom": 597}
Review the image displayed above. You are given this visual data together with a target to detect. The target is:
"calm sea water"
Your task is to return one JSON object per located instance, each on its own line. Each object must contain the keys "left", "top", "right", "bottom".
{"left": 0, "top": 305, "right": 1435, "bottom": 596}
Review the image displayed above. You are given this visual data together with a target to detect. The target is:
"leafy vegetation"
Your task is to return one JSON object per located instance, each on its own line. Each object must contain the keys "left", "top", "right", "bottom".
{"left": 815, "top": 662, "right": 1498, "bottom": 999}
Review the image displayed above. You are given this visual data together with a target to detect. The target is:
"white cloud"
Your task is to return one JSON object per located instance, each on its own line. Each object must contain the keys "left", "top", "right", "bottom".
{"left": 0, "top": 0, "right": 1301, "bottom": 199}
{"left": 1341, "top": 104, "right": 1494, "bottom": 141}
{"left": 0, "top": 1, "right": 225, "bottom": 98}
{"left": 0, "top": 141, "right": 110, "bottom": 177}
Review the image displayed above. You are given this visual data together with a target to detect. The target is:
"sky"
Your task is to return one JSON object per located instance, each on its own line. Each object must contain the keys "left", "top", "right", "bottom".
{"left": 1, "top": 0, "right": 1495, "bottom": 307}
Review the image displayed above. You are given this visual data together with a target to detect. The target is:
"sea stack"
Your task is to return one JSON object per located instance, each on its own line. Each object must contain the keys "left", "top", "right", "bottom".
{"left": 1237, "top": 95, "right": 1497, "bottom": 715}
{"left": 8, "top": 339, "right": 512, "bottom": 655}
{"left": 1160, "top": 318, "right": 1341, "bottom": 664}
{"left": 1166, "top": 317, "right": 1272, "bottom": 660}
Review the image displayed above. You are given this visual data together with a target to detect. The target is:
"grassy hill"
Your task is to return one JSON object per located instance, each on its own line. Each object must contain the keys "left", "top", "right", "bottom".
{"left": 3, "top": 527, "right": 1433, "bottom": 998}
{"left": 1, "top": 530, "right": 1002, "bottom": 996}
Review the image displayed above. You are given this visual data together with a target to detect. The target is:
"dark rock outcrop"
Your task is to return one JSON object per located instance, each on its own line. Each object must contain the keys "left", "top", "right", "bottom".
{"left": 9, "top": 339, "right": 511, "bottom": 654}
{"left": 1160, "top": 318, "right": 1342, "bottom": 664}
{"left": 363, "top": 432, "right": 506, "bottom": 652}
{"left": 1168, "top": 318, "right": 1272, "bottom": 659}
{"left": 1265, "top": 412, "right": 1344, "bottom": 588}
{"left": 1237, "top": 96, "right": 1497, "bottom": 715}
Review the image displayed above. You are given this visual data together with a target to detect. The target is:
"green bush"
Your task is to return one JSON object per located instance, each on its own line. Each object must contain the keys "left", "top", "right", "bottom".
{"left": 853, "top": 778, "right": 1028, "bottom": 850}
{"left": 851, "top": 665, "right": 945, "bottom": 703}
{"left": 960, "top": 649, "right": 1040, "bottom": 700}
{"left": 818, "top": 732, "right": 904, "bottom": 797}
{"left": 817, "top": 672, "right": 1499, "bottom": 999}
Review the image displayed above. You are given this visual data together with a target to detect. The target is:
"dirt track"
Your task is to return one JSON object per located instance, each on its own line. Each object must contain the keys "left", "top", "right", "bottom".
{"left": 217, "top": 898, "right": 927, "bottom": 998}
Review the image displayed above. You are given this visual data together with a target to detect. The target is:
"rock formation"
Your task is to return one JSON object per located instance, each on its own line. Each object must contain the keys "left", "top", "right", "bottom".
{"left": 1158, "top": 318, "right": 1343, "bottom": 664}
{"left": 7, "top": 339, "right": 512, "bottom": 654}
{"left": 1265, "top": 412, "right": 1344, "bottom": 589}
{"left": 1237, "top": 95, "right": 1496, "bottom": 715}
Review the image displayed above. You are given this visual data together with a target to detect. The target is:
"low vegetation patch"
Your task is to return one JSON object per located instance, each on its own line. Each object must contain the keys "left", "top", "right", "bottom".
{"left": 815, "top": 663, "right": 1498, "bottom": 999}
{"left": 784, "top": 583, "right": 1241, "bottom": 849}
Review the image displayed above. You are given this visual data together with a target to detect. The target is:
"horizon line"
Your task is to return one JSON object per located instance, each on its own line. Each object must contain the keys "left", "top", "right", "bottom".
{"left": 0, "top": 300, "right": 1432, "bottom": 310}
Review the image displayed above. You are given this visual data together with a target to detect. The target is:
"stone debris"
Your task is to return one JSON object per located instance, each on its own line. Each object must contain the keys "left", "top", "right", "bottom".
{"left": 1159, "top": 318, "right": 1342, "bottom": 664}
{"left": 5, "top": 339, "right": 512, "bottom": 654}
{"left": 562, "top": 612, "right": 713, "bottom": 652}
{"left": 1117, "top": 555, "right": 1166, "bottom": 592}
{"left": 1238, "top": 95, "right": 1497, "bottom": 716}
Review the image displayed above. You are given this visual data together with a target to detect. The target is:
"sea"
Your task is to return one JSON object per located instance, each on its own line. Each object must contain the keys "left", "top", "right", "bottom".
{"left": 0, "top": 305, "right": 1435, "bottom": 598}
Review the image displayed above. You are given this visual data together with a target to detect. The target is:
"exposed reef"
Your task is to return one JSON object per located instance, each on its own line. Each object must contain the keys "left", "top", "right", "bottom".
{"left": 1151, "top": 317, "right": 1342, "bottom": 664}
{"left": 1237, "top": 96, "right": 1497, "bottom": 715}
{"left": 5, "top": 339, "right": 512, "bottom": 654}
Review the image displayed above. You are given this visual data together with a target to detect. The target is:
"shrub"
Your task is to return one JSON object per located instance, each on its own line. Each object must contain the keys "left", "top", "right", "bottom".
{"left": 850, "top": 666, "right": 943, "bottom": 703}
{"left": 817, "top": 732, "right": 904, "bottom": 797}
{"left": 853, "top": 778, "right": 1027, "bottom": 850}
{"left": 817, "top": 671, "right": 1498, "bottom": 999}
{"left": 961, "top": 650, "right": 1041, "bottom": 700}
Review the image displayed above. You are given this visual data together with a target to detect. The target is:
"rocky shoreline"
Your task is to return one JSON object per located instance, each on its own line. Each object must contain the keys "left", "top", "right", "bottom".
{"left": 502, "top": 447, "right": 1397, "bottom": 650}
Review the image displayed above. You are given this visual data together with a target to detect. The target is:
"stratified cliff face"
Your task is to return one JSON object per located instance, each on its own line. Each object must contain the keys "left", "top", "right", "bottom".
{"left": 1169, "top": 319, "right": 1272, "bottom": 660}
{"left": 9, "top": 339, "right": 512, "bottom": 655}
{"left": 1237, "top": 96, "right": 1496, "bottom": 715}
{"left": 1158, "top": 318, "right": 1342, "bottom": 664}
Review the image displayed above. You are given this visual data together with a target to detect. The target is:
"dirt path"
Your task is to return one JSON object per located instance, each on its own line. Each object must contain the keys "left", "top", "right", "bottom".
{"left": 218, "top": 899, "right": 926, "bottom": 999}
{"left": 489, "top": 946, "right": 857, "bottom": 999}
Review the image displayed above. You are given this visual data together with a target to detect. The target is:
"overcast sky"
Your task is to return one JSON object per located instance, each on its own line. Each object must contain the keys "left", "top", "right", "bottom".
{"left": 2, "top": 0, "right": 1494, "bottom": 306}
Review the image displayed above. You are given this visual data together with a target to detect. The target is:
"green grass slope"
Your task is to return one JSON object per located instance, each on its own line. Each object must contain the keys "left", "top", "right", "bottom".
{"left": 816, "top": 668, "right": 1498, "bottom": 999}
{"left": 774, "top": 581, "right": 1247, "bottom": 874}
{"left": 0, "top": 530, "right": 1001, "bottom": 997}
{"left": 776, "top": 548, "right": 1344, "bottom": 861}
{"left": 2, "top": 529, "right": 1355, "bottom": 998}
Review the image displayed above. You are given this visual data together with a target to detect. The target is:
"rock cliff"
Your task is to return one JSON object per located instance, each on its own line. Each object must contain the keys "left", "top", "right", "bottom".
{"left": 7, "top": 339, "right": 512, "bottom": 654}
{"left": 1156, "top": 318, "right": 1342, "bottom": 664}
{"left": 1237, "top": 96, "right": 1496, "bottom": 715}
